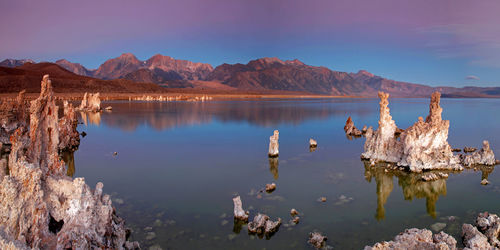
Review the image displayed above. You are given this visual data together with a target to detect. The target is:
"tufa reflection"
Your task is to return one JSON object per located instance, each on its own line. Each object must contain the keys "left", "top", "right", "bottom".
{"left": 80, "top": 111, "right": 101, "bottom": 126}
{"left": 363, "top": 160, "right": 457, "bottom": 220}
{"left": 269, "top": 157, "right": 279, "bottom": 180}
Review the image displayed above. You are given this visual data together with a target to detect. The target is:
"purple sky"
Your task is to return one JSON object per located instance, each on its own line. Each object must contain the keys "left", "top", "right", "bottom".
{"left": 1, "top": 0, "right": 500, "bottom": 87}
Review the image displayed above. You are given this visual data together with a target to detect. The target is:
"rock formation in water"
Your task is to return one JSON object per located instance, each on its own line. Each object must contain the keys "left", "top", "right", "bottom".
{"left": 366, "top": 212, "right": 500, "bottom": 249}
{"left": 0, "top": 75, "right": 138, "bottom": 249}
{"left": 247, "top": 213, "right": 281, "bottom": 236}
{"left": 58, "top": 101, "right": 80, "bottom": 152}
{"left": 79, "top": 92, "right": 101, "bottom": 112}
{"left": 364, "top": 229, "right": 457, "bottom": 249}
{"left": 232, "top": 196, "right": 249, "bottom": 222}
{"left": 461, "top": 140, "right": 496, "bottom": 166}
{"left": 344, "top": 116, "right": 362, "bottom": 136}
{"left": 268, "top": 130, "right": 279, "bottom": 157}
{"left": 265, "top": 183, "right": 276, "bottom": 193}
{"left": 362, "top": 92, "right": 467, "bottom": 172}
{"left": 309, "top": 138, "right": 317, "bottom": 148}
{"left": 362, "top": 92, "right": 402, "bottom": 163}
{"left": 308, "top": 232, "right": 328, "bottom": 249}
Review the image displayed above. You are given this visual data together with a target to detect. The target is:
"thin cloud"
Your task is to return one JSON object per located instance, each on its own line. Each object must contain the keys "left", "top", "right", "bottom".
{"left": 465, "top": 75, "right": 480, "bottom": 80}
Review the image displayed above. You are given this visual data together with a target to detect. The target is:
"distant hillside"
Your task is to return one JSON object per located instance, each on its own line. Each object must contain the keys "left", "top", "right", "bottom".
{"left": 0, "top": 62, "right": 166, "bottom": 93}
{"left": 0, "top": 59, "right": 34, "bottom": 68}
{"left": 53, "top": 53, "right": 214, "bottom": 83}
{"left": 206, "top": 58, "right": 500, "bottom": 97}
{"left": 2, "top": 55, "right": 500, "bottom": 97}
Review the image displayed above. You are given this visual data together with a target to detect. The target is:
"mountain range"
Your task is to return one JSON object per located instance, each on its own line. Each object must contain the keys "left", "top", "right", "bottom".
{"left": 1, "top": 54, "right": 499, "bottom": 97}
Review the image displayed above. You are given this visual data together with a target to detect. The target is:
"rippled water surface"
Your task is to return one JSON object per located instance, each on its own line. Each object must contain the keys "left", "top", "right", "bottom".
{"left": 70, "top": 98, "right": 500, "bottom": 249}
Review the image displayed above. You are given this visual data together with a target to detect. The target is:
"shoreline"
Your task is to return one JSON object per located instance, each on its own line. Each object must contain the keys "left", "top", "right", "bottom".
{"left": 0, "top": 92, "right": 361, "bottom": 101}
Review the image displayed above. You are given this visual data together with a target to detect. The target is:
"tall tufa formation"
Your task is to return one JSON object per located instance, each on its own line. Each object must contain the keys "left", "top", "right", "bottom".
{"left": 27, "top": 75, "right": 65, "bottom": 176}
{"left": 362, "top": 92, "right": 402, "bottom": 163}
{"left": 268, "top": 130, "right": 279, "bottom": 157}
{"left": 399, "top": 92, "right": 462, "bottom": 172}
{"left": 362, "top": 91, "right": 472, "bottom": 172}
{"left": 0, "top": 75, "right": 138, "bottom": 249}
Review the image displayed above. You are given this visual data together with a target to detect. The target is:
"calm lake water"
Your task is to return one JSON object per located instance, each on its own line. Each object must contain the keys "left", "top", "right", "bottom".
{"left": 70, "top": 98, "right": 500, "bottom": 249}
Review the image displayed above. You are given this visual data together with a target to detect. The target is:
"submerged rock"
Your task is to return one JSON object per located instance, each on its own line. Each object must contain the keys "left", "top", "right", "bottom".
{"left": 461, "top": 141, "right": 496, "bottom": 166}
{"left": 79, "top": 92, "right": 101, "bottom": 112}
{"left": 268, "top": 130, "right": 279, "bottom": 157}
{"left": 344, "top": 116, "right": 362, "bottom": 136}
{"left": 232, "top": 196, "right": 249, "bottom": 222}
{"left": 308, "top": 231, "right": 327, "bottom": 249}
{"left": 430, "top": 222, "right": 447, "bottom": 232}
{"left": 362, "top": 92, "right": 464, "bottom": 172}
{"left": 0, "top": 75, "right": 137, "bottom": 249}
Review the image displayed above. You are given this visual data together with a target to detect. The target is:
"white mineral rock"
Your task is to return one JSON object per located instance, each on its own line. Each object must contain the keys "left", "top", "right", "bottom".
{"left": 247, "top": 213, "right": 281, "bottom": 235}
{"left": 364, "top": 228, "right": 456, "bottom": 250}
{"left": 268, "top": 130, "right": 279, "bottom": 157}
{"left": 232, "top": 196, "right": 249, "bottom": 222}
{"left": 309, "top": 138, "right": 317, "bottom": 147}
{"left": 362, "top": 92, "right": 464, "bottom": 172}
{"left": 461, "top": 140, "right": 496, "bottom": 166}
{"left": 79, "top": 92, "right": 101, "bottom": 112}
{"left": 0, "top": 75, "right": 137, "bottom": 249}
{"left": 308, "top": 232, "right": 327, "bottom": 249}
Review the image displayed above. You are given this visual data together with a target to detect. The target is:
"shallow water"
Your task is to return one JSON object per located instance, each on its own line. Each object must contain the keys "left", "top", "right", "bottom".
{"left": 72, "top": 98, "right": 500, "bottom": 249}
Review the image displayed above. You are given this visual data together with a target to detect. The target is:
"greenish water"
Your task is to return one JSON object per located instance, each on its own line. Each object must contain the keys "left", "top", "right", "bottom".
{"left": 71, "top": 98, "right": 500, "bottom": 249}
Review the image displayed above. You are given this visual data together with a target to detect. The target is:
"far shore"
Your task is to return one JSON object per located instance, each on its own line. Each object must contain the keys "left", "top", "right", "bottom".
{"left": 0, "top": 91, "right": 361, "bottom": 101}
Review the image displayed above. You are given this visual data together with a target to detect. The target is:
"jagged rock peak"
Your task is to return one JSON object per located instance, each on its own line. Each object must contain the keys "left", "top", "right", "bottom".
{"left": 0, "top": 75, "right": 138, "bottom": 249}
{"left": 425, "top": 92, "right": 443, "bottom": 124}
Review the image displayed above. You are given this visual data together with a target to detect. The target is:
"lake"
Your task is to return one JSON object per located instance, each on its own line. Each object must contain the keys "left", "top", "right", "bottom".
{"left": 69, "top": 98, "right": 500, "bottom": 249}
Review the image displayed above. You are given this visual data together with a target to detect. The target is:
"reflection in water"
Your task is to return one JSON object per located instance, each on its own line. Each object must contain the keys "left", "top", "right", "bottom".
{"left": 233, "top": 219, "right": 245, "bottom": 234}
{"left": 84, "top": 100, "right": 373, "bottom": 131}
{"left": 80, "top": 111, "right": 101, "bottom": 126}
{"left": 363, "top": 161, "right": 450, "bottom": 220}
{"left": 480, "top": 165, "right": 494, "bottom": 182}
{"left": 61, "top": 150, "right": 75, "bottom": 177}
{"left": 269, "top": 158, "right": 279, "bottom": 180}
